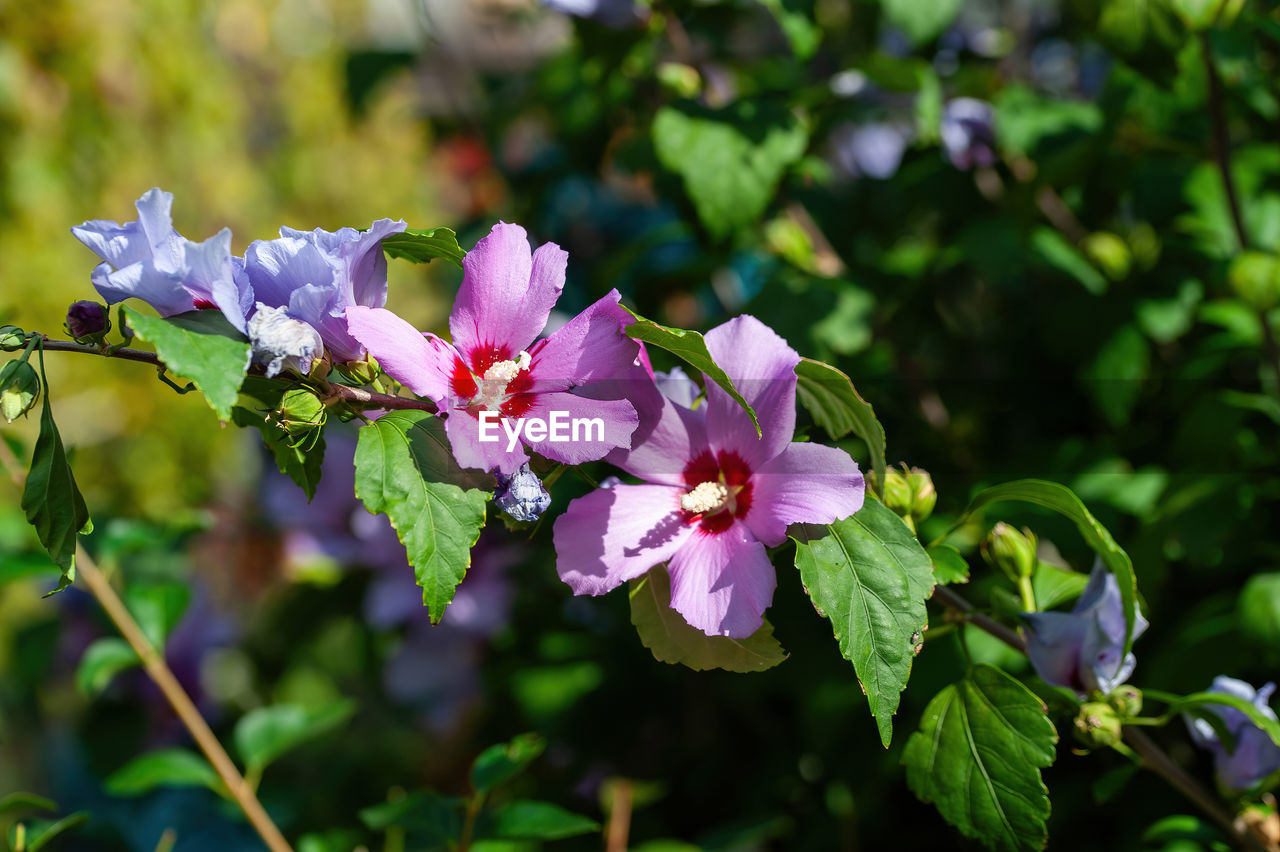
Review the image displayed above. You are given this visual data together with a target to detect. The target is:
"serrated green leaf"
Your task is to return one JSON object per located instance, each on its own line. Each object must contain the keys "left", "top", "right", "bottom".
{"left": 794, "top": 357, "right": 886, "bottom": 493}
{"left": 20, "top": 363, "right": 92, "bottom": 590}
{"left": 381, "top": 227, "right": 466, "bottom": 268}
{"left": 880, "top": 0, "right": 962, "bottom": 44}
{"left": 902, "top": 665, "right": 1058, "bottom": 852}
{"left": 123, "top": 307, "right": 251, "bottom": 421}
{"left": 472, "top": 733, "right": 547, "bottom": 794}
{"left": 0, "top": 793, "right": 57, "bottom": 816}
{"left": 353, "top": 411, "right": 492, "bottom": 621}
{"left": 628, "top": 567, "right": 787, "bottom": 673}
{"left": 105, "top": 749, "right": 222, "bottom": 797}
{"left": 75, "top": 637, "right": 139, "bottom": 695}
{"left": 480, "top": 801, "right": 600, "bottom": 841}
{"left": 948, "top": 479, "right": 1139, "bottom": 656}
{"left": 652, "top": 101, "right": 808, "bottom": 239}
{"left": 792, "top": 499, "right": 935, "bottom": 746}
{"left": 623, "top": 309, "right": 760, "bottom": 435}
{"left": 927, "top": 544, "right": 970, "bottom": 585}
{"left": 125, "top": 582, "right": 190, "bottom": 650}
{"left": 233, "top": 378, "right": 326, "bottom": 500}
{"left": 19, "top": 812, "right": 89, "bottom": 852}
{"left": 233, "top": 699, "right": 356, "bottom": 775}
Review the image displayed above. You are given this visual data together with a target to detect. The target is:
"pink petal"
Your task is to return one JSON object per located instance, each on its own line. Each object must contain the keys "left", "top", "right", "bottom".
{"left": 743, "top": 442, "right": 865, "bottom": 547}
{"left": 443, "top": 409, "right": 529, "bottom": 475}
{"left": 346, "top": 306, "right": 463, "bottom": 404}
{"left": 667, "top": 522, "right": 775, "bottom": 638}
{"left": 554, "top": 483, "right": 693, "bottom": 596}
{"left": 608, "top": 394, "right": 708, "bottom": 487}
{"left": 516, "top": 391, "right": 638, "bottom": 466}
{"left": 449, "top": 223, "right": 566, "bottom": 364}
{"left": 704, "top": 315, "right": 800, "bottom": 470}
{"left": 527, "top": 289, "right": 637, "bottom": 392}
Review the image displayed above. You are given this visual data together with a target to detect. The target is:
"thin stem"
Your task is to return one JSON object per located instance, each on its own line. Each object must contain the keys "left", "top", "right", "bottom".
{"left": 1201, "top": 33, "right": 1249, "bottom": 252}
{"left": 1017, "top": 574, "right": 1037, "bottom": 613}
{"left": 930, "top": 585, "right": 1276, "bottom": 852}
{"left": 605, "top": 779, "right": 633, "bottom": 852}
{"left": 458, "top": 792, "right": 486, "bottom": 852}
{"left": 75, "top": 544, "right": 293, "bottom": 852}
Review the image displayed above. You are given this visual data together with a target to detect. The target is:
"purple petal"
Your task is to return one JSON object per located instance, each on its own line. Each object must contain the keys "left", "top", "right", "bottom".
{"left": 527, "top": 289, "right": 637, "bottom": 392}
{"left": 516, "top": 391, "right": 638, "bottom": 466}
{"left": 134, "top": 188, "right": 184, "bottom": 273}
{"left": 72, "top": 219, "right": 152, "bottom": 269}
{"left": 554, "top": 483, "right": 693, "bottom": 596}
{"left": 743, "top": 442, "right": 865, "bottom": 547}
{"left": 443, "top": 409, "right": 528, "bottom": 474}
{"left": 667, "top": 522, "right": 775, "bottom": 638}
{"left": 450, "top": 223, "right": 565, "bottom": 364}
{"left": 607, "top": 394, "right": 708, "bottom": 487}
{"left": 703, "top": 314, "right": 800, "bottom": 470}
{"left": 1021, "top": 610, "right": 1090, "bottom": 693}
{"left": 346, "top": 306, "right": 462, "bottom": 403}
{"left": 283, "top": 218, "right": 407, "bottom": 308}
{"left": 655, "top": 366, "right": 700, "bottom": 408}
{"left": 244, "top": 236, "right": 339, "bottom": 311}
{"left": 91, "top": 262, "right": 196, "bottom": 316}
{"left": 181, "top": 228, "right": 248, "bottom": 332}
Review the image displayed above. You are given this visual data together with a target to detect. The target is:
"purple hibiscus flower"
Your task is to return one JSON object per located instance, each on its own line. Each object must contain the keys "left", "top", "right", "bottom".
{"left": 940, "top": 97, "right": 997, "bottom": 170}
{"left": 71, "top": 188, "right": 251, "bottom": 332}
{"left": 238, "top": 218, "right": 407, "bottom": 368}
{"left": 1185, "top": 676, "right": 1280, "bottom": 793}
{"left": 553, "top": 315, "right": 865, "bottom": 638}
{"left": 1021, "top": 564, "right": 1149, "bottom": 696}
{"left": 345, "top": 222, "right": 640, "bottom": 475}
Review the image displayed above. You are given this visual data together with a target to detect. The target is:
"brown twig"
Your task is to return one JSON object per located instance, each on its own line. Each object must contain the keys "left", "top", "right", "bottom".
{"left": 929, "top": 585, "right": 1274, "bottom": 852}
{"left": 605, "top": 779, "right": 633, "bottom": 852}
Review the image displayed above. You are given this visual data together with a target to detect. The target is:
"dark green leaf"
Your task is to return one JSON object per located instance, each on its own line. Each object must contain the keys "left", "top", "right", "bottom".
{"left": 105, "top": 749, "right": 222, "bottom": 797}
{"left": 20, "top": 812, "right": 89, "bottom": 852}
{"left": 381, "top": 227, "right": 466, "bottom": 268}
{"left": 297, "top": 830, "right": 366, "bottom": 852}
{"left": 233, "top": 378, "right": 326, "bottom": 501}
{"left": 75, "top": 637, "right": 138, "bottom": 695}
{"left": 792, "top": 499, "right": 935, "bottom": 746}
{"left": 880, "top": 0, "right": 962, "bottom": 44}
{"left": 480, "top": 801, "right": 600, "bottom": 841}
{"left": 233, "top": 699, "right": 357, "bottom": 774}
{"left": 1029, "top": 228, "right": 1107, "bottom": 296}
{"left": 1166, "top": 691, "right": 1280, "bottom": 747}
{"left": 358, "top": 790, "right": 463, "bottom": 843}
{"left": 1240, "top": 572, "right": 1280, "bottom": 647}
{"left": 624, "top": 309, "right": 760, "bottom": 435}
{"left": 1031, "top": 562, "right": 1089, "bottom": 611}
{"left": 902, "top": 665, "right": 1058, "bottom": 852}
{"left": 0, "top": 793, "right": 56, "bottom": 816}
{"left": 629, "top": 567, "right": 787, "bottom": 673}
{"left": 652, "top": 102, "right": 808, "bottom": 239}
{"left": 928, "top": 545, "right": 970, "bottom": 585}
{"left": 125, "top": 582, "right": 190, "bottom": 650}
{"left": 471, "top": 733, "right": 547, "bottom": 794}
{"left": 794, "top": 358, "right": 886, "bottom": 492}
{"left": 949, "top": 479, "right": 1140, "bottom": 655}
{"left": 353, "top": 411, "right": 492, "bottom": 621}
{"left": 20, "top": 371, "right": 92, "bottom": 590}
{"left": 123, "top": 307, "right": 251, "bottom": 421}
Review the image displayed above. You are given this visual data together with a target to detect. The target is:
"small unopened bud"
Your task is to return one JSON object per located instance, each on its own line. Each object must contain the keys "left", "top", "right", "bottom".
{"left": 1073, "top": 701, "right": 1123, "bottom": 749}
{"left": 984, "top": 522, "right": 1038, "bottom": 582}
{"left": 0, "top": 360, "right": 41, "bottom": 422}
{"left": 64, "top": 300, "right": 111, "bottom": 343}
{"left": 278, "top": 389, "right": 326, "bottom": 435}
{"left": 493, "top": 464, "right": 552, "bottom": 523}
{"left": 0, "top": 326, "right": 26, "bottom": 350}
{"left": 1083, "top": 232, "right": 1131, "bottom": 282}
{"left": 879, "top": 466, "right": 937, "bottom": 531}
{"left": 1107, "top": 684, "right": 1143, "bottom": 718}
{"left": 1228, "top": 252, "right": 1280, "bottom": 312}
{"left": 335, "top": 357, "right": 381, "bottom": 385}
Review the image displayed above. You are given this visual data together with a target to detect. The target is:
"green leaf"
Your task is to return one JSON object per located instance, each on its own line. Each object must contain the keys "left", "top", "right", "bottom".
{"left": 652, "top": 101, "right": 808, "bottom": 239}
{"left": 880, "top": 0, "right": 962, "bottom": 44}
{"left": 0, "top": 793, "right": 56, "bottom": 816}
{"left": 1240, "top": 572, "right": 1280, "bottom": 647}
{"left": 1086, "top": 325, "right": 1150, "bottom": 427}
{"left": 1031, "top": 562, "right": 1090, "bottom": 611}
{"left": 471, "top": 733, "right": 547, "bottom": 794}
{"left": 1166, "top": 691, "right": 1280, "bottom": 748}
{"left": 75, "top": 637, "right": 139, "bottom": 695}
{"left": 757, "top": 0, "right": 821, "bottom": 58}
{"left": 353, "top": 411, "right": 492, "bottom": 622}
{"left": 381, "top": 227, "right": 466, "bottom": 268}
{"left": 902, "top": 665, "right": 1058, "bottom": 852}
{"left": 928, "top": 545, "right": 970, "bottom": 585}
{"left": 105, "top": 749, "right": 222, "bottom": 797}
{"left": 949, "top": 479, "right": 1140, "bottom": 655}
{"left": 20, "top": 365, "right": 92, "bottom": 591}
{"left": 1029, "top": 228, "right": 1107, "bottom": 296}
{"left": 629, "top": 567, "right": 787, "bottom": 673}
{"left": 792, "top": 499, "right": 935, "bottom": 746}
{"left": 123, "top": 307, "right": 251, "bottom": 421}
{"left": 233, "top": 378, "right": 328, "bottom": 500}
{"left": 480, "top": 801, "right": 600, "bottom": 841}
{"left": 19, "top": 812, "right": 89, "bottom": 852}
{"left": 794, "top": 357, "right": 887, "bottom": 495}
{"left": 233, "top": 699, "right": 357, "bottom": 775}
{"left": 358, "top": 790, "right": 463, "bottom": 843}
{"left": 125, "top": 582, "right": 190, "bottom": 650}
{"left": 297, "top": 830, "right": 366, "bottom": 852}
{"left": 623, "top": 309, "right": 760, "bottom": 435}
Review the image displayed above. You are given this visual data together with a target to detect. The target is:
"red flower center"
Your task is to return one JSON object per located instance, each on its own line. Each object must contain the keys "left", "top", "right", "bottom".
{"left": 680, "top": 450, "right": 754, "bottom": 534}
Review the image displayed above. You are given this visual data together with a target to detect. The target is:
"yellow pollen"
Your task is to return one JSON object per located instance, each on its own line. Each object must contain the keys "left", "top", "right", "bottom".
{"left": 681, "top": 481, "right": 729, "bottom": 515}
{"left": 473, "top": 351, "right": 531, "bottom": 409}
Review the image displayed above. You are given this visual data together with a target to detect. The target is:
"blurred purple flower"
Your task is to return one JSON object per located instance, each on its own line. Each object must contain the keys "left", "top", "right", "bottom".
{"left": 71, "top": 188, "right": 251, "bottom": 331}
{"left": 1185, "top": 677, "right": 1280, "bottom": 793}
{"left": 940, "top": 98, "right": 997, "bottom": 170}
{"left": 541, "top": 0, "right": 646, "bottom": 28}
{"left": 830, "top": 123, "right": 912, "bottom": 180}
{"left": 1021, "top": 564, "right": 1148, "bottom": 697}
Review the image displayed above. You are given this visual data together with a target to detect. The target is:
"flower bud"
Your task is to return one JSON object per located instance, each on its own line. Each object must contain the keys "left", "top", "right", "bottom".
{"left": 1107, "top": 684, "right": 1142, "bottom": 718}
{"left": 0, "top": 326, "right": 26, "bottom": 350}
{"left": 64, "top": 300, "right": 111, "bottom": 343}
{"left": 984, "top": 522, "right": 1037, "bottom": 582}
{"left": 335, "top": 357, "right": 381, "bottom": 385}
{"left": 1073, "top": 701, "right": 1123, "bottom": 749}
{"left": 1228, "top": 252, "right": 1280, "bottom": 312}
{"left": 1082, "top": 232, "right": 1131, "bottom": 282}
{"left": 879, "top": 466, "right": 937, "bottom": 531}
{"left": 493, "top": 464, "right": 552, "bottom": 523}
{"left": 0, "top": 360, "right": 41, "bottom": 423}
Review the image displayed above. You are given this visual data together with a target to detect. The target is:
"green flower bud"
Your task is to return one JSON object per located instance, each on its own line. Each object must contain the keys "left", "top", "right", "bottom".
{"left": 1083, "top": 232, "right": 1131, "bottom": 282}
{"left": 0, "top": 360, "right": 41, "bottom": 423}
{"left": 335, "top": 357, "right": 381, "bottom": 385}
{"left": 881, "top": 468, "right": 914, "bottom": 516}
{"left": 879, "top": 466, "right": 937, "bottom": 532}
{"left": 655, "top": 62, "right": 701, "bottom": 99}
{"left": 983, "top": 522, "right": 1037, "bottom": 582}
{"left": 1228, "top": 252, "right": 1280, "bottom": 312}
{"left": 905, "top": 468, "right": 937, "bottom": 521}
{"left": 0, "top": 326, "right": 27, "bottom": 350}
{"left": 1107, "top": 684, "right": 1143, "bottom": 718}
{"left": 276, "top": 388, "right": 326, "bottom": 448}
{"left": 1073, "top": 701, "right": 1123, "bottom": 749}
